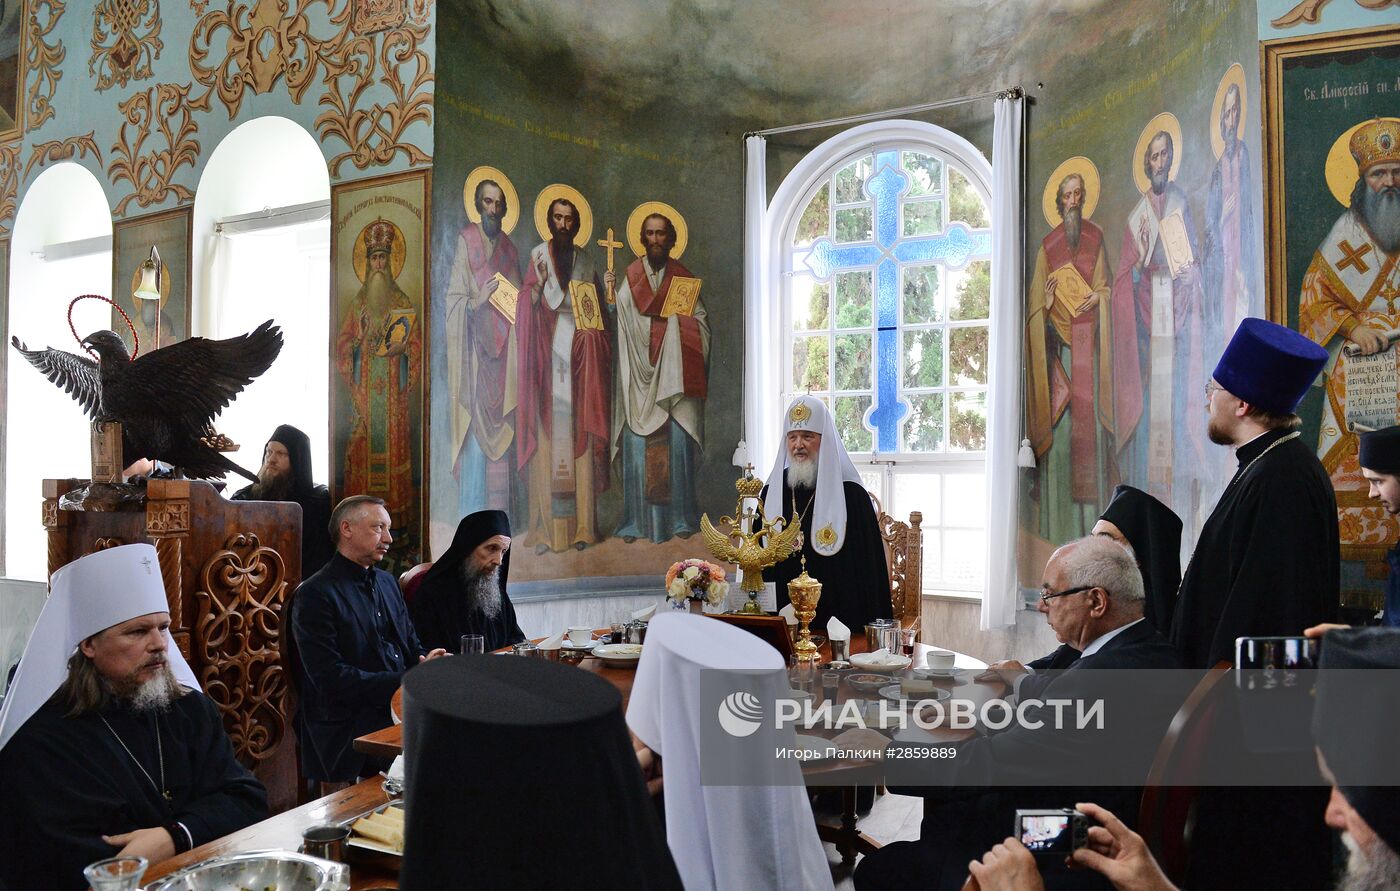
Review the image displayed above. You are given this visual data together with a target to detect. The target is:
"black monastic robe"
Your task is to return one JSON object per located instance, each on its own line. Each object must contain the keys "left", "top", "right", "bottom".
{"left": 410, "top": 581, "right": 526, "bottom": 654}
{"left": 761, "top": 475, "right": 893, "bottom": 631}
{"left": 409, "top": 510, "right": 525, "bottom": 654}
{"left": 0, "top": 691, "right": 267, "bottom": 891}
{"left": 1170, "top": 428, "right": 1340, "bottom": 669}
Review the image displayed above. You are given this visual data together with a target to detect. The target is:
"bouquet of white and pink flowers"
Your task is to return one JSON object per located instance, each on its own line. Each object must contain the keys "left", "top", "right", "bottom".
{"left": 665, "top": 558, "right": 730, "bottom": 608}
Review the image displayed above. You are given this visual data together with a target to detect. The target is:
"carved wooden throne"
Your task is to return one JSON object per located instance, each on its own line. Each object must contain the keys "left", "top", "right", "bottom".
{"left": 44, "top": 477, "right": 304, "bottom": 813}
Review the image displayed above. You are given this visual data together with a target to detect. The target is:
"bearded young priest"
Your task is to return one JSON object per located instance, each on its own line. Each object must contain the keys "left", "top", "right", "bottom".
{"left": 760, "top": 395, "right": 893, "bottom": 630}
{"left": 410, "top": 509, "right": 525, "bottom": 653}
{"left": 0, "top": 545, "right": 267, "bottom": 891}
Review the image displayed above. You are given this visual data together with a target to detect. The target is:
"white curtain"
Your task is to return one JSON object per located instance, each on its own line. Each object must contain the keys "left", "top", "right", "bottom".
{"left": 742, "top": 135, "right": 773, "bottom": 472}
{"left": 981, "top": 92, "right": 1025, "bottom": 631}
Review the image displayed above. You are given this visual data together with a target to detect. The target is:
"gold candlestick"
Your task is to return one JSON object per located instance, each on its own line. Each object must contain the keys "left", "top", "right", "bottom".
{"left": 787, "top": 564, "right": 822, "bottom": 663}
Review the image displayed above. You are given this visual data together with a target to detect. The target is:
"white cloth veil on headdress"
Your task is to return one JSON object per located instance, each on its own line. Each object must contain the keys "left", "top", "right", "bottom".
{"left": 762, "top": 395, "right": 864, "bottom": 556}
{"left": 0, "top": 543, "right": 200, "bottom": 751}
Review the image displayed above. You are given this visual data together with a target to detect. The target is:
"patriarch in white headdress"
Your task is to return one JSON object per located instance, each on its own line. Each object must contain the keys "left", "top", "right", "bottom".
{"left": 762, "top": 395, "right": 865, "bottom": 556}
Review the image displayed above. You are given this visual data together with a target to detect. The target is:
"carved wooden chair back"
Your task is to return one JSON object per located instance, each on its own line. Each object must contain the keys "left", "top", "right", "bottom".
{"left": 877, "top": 510, "right": 924, "bottom": 639}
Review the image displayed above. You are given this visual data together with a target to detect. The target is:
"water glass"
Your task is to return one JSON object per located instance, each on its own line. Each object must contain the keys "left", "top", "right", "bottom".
{"left": 821, "top": 671, "right": 842, "bottom": 701}
{"left": 460, "top": 634, "right": 485, "bottom": 655}
{"left": 82, "top": 856, "right": 147, "bottom": 891}
{"left": 789, "top": 654, "right": 817, "bottom": 693}
{"left": 878, "top": 625, "right": 903, "bottom": 655}
{"left": 830, "top": 637, "right": 851, "bottom": 663}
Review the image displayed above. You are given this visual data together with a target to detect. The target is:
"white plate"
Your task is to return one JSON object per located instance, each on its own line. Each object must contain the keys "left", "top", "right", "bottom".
{"left": 592, "top": 643, "right": 643, "bottom": 666}
{"left": 782, "top": 688, "right": 814, "bottom": 702}
{"left": 561, "top": 638, "right": 597, "bottom": 650}
{"left": 793, "top": 734, "right": 838, "bottom": 762}
{"left": 878, "top": 684, "right": 952, "bottom": 703}
{"left": 912, "top": 667, "right": 972, "bottom": 681}
{"left": 850, "top": 652, "right": 912, "bottom": 672}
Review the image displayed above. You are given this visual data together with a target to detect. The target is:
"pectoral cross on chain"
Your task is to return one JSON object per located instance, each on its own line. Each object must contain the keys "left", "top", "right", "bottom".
{"left": 597, "top": 227, "right": 623, "bottom": 304}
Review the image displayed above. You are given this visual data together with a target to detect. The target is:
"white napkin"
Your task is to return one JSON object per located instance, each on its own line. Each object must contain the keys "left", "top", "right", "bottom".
{"left": 779, "top": 603, "right": 797, "bottom": 625}
{"left": 632, "top": 603, "right": 657, "bottom": 622}
{"left": 386, "top": 755, "right": 406, "bottom": 781}
{"left": 826, "top": 616, "right": 850, "bottom": 641}
{"left": 538, "top": 630, "right": 564, "bottom": 650}
{"left": 862, "top": 647, "right": 905, "bottom": 665}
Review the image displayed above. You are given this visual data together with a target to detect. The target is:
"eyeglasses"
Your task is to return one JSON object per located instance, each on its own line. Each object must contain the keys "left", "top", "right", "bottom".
{"left": 1203, "top": 382, "right": 1223, "bottom": 398}
{"left": 1039, "top": 584, "right": 1098, "bottom": 606}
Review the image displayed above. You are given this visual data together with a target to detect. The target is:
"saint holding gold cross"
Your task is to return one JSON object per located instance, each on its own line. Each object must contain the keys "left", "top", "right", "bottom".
{"left": 607, "top": 201, "right": 710, "bottom": 543}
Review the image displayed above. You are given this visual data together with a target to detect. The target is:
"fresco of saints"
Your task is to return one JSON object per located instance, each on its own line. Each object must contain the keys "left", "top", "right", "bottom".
{"left": 1026, "top": 158, "right": 1132, "bottom": 539}
{"left": 1108, "top": 113, "right": 1208, "bottom": 523}
{"left": 604, "top": 203, "right": 708, "bottom": 543}
{"left": 1300, "top": 117, "right": 1400, "bottom": 548}
{"left": 445, "top": 167, "right": 523, "bottom": 516}
{"left": 1203, "top": 65, "right": 1258, "bottom": 357}
{"left": 516, "top": 185, "right": 611, "bottom": 553}
{"left": 335, "top": 217, "right": 421, "bottom": 538}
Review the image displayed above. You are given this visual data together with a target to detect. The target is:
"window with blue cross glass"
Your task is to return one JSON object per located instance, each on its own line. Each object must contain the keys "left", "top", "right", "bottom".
{"left": 787, "top": 147, "right": 991, "bottom": 455}
{"left": 784, "top": 145, "right": 992, "bottom": 592}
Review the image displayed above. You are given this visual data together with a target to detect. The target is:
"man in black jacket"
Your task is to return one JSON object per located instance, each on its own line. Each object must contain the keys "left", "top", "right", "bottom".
{"left": 291, "top": 495, "right": 447, "bottom": 787}
{"left": 231, "top": 424, "right": 334, "bottom": 577}
{"left": 855, "top": 536, "right": 1185, "bottom": 891}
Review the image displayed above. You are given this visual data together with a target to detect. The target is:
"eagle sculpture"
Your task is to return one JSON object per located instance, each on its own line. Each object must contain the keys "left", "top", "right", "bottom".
{"left": 700, "top": 506, "right": 804, "bottom": 596}
{"left": 11, "top": 320, "right": 283, "bottom": 482}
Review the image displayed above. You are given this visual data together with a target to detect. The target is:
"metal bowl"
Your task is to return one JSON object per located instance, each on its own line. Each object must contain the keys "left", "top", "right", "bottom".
{"left": 144, "top": 850, "right": 348, "bottom": 891}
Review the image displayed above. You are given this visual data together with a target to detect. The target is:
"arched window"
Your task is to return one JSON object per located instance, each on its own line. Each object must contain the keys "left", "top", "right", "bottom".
{"left": 769, "top": 122, "right": 992, "bottom": 595}
{"left": 5, "top": 163, "right": 113, "bottom": 580}
{"left": 194, "top": 116, "right": 331, "bottom": 490}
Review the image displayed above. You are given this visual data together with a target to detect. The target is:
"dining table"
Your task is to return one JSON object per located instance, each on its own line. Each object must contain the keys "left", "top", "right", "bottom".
{"left": 352, "top": 623, "right": 993, "bottom": 864}
{"left": 143, "top": 621, "right": 996, "bottom": 888}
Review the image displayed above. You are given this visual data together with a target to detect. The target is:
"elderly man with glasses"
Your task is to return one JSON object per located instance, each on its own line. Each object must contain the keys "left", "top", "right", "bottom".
{"left": 855, "top": 535, "right": 1184, "bottom": 891}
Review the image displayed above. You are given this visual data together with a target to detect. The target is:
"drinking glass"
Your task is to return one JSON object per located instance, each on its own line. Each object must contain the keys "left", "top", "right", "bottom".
{"left": 460, "top": 634, "right": 486, "bottom": 655}
{"left": 610, "top": 622, "right": 627, "bottom": 644}
{"left": 821, "top": 671, "right": 841, "bottom": 701}
{"left": 899, "top": 627, "right": 918, "bottom": 657}
{"left": 83, "top": 856, "right": 147, "bottom": 891}
{"left": 878, "top": 625, "right": 903, "bottom": 655}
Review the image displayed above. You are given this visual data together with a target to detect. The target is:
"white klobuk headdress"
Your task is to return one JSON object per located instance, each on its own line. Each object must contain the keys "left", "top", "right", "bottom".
{"left": 0, "top": 543, "right": 200, "bottom": 750}
{"left": 762, "top": 395, "right": 864, "bottom": 556}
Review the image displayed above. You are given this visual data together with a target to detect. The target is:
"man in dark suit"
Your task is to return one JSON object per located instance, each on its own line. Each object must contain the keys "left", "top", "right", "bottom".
{"left": 291, "top": 495, "right": 447, "bottom": 789}
{"left": 855, "top": 536, "right": 1185, "bottom": 891}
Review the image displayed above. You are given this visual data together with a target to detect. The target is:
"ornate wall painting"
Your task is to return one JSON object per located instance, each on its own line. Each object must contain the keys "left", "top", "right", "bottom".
{"left": 441, "top": 164, "right": 523, "bottom": 524}
{"left": 110, "top": 205, "right": 193, "bottom": 353}
{"left": 25, "top": 0, "right": 64, "bottom": 132}
{"left": 108, "top": 81, "right": 201, "bottom": 216}
{"left": 329, "top": 169, "right": 430, "bottom": 572}
{"left": 1025, "top": 155, "right": 1116, "bottom": 543}
{"left": 89, "top": 0, "right": 163, "bottom": 92}
{"left": 1264, "top": 25, "right": 1400, "bottom": 572}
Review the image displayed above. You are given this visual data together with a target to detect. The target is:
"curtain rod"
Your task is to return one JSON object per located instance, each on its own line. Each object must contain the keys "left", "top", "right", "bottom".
{"left": 745, "top": 87, "right": 1023, "bottom": 139}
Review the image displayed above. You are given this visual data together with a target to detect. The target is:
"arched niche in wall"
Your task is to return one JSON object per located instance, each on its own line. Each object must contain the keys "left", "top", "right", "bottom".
{"left": 193, "top": 115, "right": 332, "bottom": 489}
{"left": 6, "top": 162, "right": 113, "bottom": 580}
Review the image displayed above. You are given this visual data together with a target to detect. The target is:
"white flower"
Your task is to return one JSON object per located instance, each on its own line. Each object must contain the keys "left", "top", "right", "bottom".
{"left": 682, "top": 565, "right": 702, "bottom": 581}
{"left": 706, "top": 580, "right": 730, "bottom": 605}
{"left": 667, "top": 578, "right": 689, "bottom": 603}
